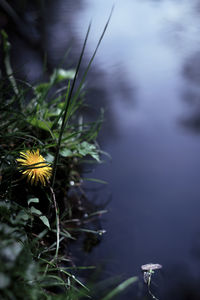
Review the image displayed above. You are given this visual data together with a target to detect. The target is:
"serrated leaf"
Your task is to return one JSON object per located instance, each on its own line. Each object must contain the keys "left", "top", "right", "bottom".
{"left": 77, "top": 142, "right": 100, "bottom": 162}
{"left": 39, "top": 215, "right": 50, "bottom": 229}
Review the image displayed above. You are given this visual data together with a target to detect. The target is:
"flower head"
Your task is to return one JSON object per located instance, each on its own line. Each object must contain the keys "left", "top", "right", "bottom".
{"left": 16, "top": 149, "right": 52, "bottom": 186}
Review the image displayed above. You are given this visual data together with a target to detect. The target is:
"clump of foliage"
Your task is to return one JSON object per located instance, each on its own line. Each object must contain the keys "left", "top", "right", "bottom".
{"left": 0, "top": 15, "right": 138, "bottom": 299}
{"left": 0, "top": 27, "right": 106, "bottom": 299}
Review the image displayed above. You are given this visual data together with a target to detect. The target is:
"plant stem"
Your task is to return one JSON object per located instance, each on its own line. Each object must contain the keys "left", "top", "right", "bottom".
{"left": 51, "top": 23, "right": 91, "bottom": 189}
{"left": 49, "top": 185, "right": 60, "bottom": 261}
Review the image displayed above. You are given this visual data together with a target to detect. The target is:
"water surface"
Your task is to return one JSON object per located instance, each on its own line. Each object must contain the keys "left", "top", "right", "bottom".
{"left": 75, "top": 1, "right": 200, "bottom": 299}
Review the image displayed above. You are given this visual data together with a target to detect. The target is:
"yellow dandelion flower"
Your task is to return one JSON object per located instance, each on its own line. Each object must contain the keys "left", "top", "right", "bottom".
{"left": 16, "top": 149, "right": 52, "bottom": 186}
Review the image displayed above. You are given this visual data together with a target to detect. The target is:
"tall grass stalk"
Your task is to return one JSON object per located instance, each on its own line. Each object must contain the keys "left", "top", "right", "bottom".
{"left": 49, "top": 12, "right": 113, "bottom": 264}
{"left": 51, "top": 7, "right": 114, "bottom": 189}
{"left": 51, "top": 23, "right": 91, "bottom": 189}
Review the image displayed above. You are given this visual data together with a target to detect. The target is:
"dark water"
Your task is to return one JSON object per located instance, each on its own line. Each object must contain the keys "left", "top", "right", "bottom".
{"left": 5, "top": 0, "right": 200, "bottom": 299}
{"left": 76, "top": 1, "right": 200, "bottom": 299}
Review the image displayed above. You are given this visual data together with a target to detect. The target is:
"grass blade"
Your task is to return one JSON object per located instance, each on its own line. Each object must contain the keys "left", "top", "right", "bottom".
{"left": 51, "top": 23, "right": 91, "bottom": 188}
{"left": 101, "top": 276, "right": 138, "bottom": 300}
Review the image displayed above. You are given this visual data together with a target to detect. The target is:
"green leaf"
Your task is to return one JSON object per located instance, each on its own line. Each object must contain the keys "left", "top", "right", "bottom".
{"left": 78, "top": 141, "right": 95, "bottom": 155}
{"left": 60, "top": 149, "right": 73, "bottom": 157}
{"left": 52, "top": 69, "right": 76, "bottom": 83}
{"left": 46, "top": 108, "right": 62, "bottom": 117}
{"left": 90, "top": 151, "right": 100, "bottom": 162}
{"left": 28, "top": 198, "right": 39, "bottom": 206}
{"left": 39, "top": 215, "right": 50, "bottom": 229}
{"left": 34, "top": 82, "right": 50, "bottom": 95}
{"left": 30, "top": 207, "right": 42, "bottom": 216}
{"left": 27, "top": 116, "right": 53, "bottom": 131}
{"left": 30, "top": 207, "right": 50, "bottom": 229}
{"left": 101, "top": 277, "right": 138, "bottom": 300}
{"left": 45, "top": 153, "right": 54, "bottom": 163}
{"left": 15, "top": 210, "right": 29, "bottom": 222}
{"left": 77, "top": 141, "right": 100, "bottom": 162}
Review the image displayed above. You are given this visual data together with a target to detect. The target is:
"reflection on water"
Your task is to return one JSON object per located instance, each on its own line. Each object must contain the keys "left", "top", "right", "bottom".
{"left": 76, "top": 1, "right": 200, "bottom": 299}
{"left": 5, "top": 0, "right": 200, "bottom": 298}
